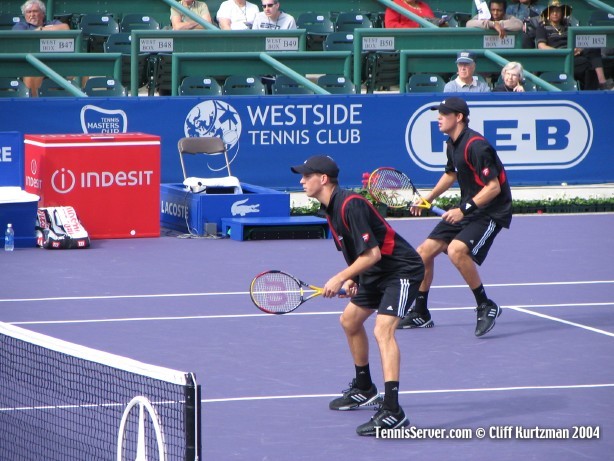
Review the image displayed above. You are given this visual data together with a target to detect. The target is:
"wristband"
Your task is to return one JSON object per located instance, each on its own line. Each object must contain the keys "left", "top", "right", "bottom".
{"left": 461, "top": 198, "right": 477, "bottom": 216}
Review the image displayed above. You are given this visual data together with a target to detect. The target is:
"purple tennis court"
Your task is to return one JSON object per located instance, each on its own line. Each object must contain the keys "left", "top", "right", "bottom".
{"left": 1, "top": 213, "right": 613, "bottom": 460}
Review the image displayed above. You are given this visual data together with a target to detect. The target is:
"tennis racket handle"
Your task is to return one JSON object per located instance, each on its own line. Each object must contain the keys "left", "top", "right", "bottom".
{"left": 430, "top": 205, "right": 445, "bottom": 216}
{"left": 339, "top": 288, "right": 347, "bottom": 296}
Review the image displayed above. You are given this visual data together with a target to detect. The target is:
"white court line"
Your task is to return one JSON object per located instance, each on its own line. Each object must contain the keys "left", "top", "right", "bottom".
{"left": 202, "top": 383, "right": 614, "bottom": 404}
{"left": 9, "top": 302, "right": 614, "bottom": 339}
{"left": 1, "top": 280, "right": 612, "bottom": 303}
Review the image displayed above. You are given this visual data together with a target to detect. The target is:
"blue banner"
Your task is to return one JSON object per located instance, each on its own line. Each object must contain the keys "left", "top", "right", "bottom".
{"left": 1, "top": 93, "right": 612, "bottom": 189}
{"left": 0, "top": 132, "right": 23, "bottom": 187}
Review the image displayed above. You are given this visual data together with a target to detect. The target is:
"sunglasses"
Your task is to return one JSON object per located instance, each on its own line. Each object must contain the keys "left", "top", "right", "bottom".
{"left": 262, "top": 3, "right": 277, "bottom": 8}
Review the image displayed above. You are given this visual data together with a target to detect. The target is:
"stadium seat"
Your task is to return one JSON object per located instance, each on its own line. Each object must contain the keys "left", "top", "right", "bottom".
{"left": 364, "top": 51, "right": 399, "bottom": 93}
{"left": 104, "top": 33, "right": 150, "bottom": 95}
{"left": 179, "top": 76, "right": 223, "bottom": 96}
{"left": 406, "top": 73, "right": 445, "bottom": 93}
{"left": 537, "top": 72, "right": 578, "bottom": 91}
{"left": 0, "top": 77, "right": 30, "bottom": 97}
{"left": 317, "top": 74, "right": 356, "bottom": 94}
{"left": 84, "top": 77, "right": 127, "bottom": 96}
{"left": 119, "top": 13, "right": 160, "bottom": 33}
{"left": 222, "top": 75, "right": 266, "bottom": 96}
{"left": 0, "top": 13, "right": 21, "bottom": 30}
{"left": 79, "top": 14, "right": 120, "bottom": 52}
{"left": 297, "top": 12, "right": 334, "bottom": 51}
{"left": 323, "top": 32, "right": 354, "bottom": 51}
{"left": 271, "top": 75, "right": 314, "bottom": 95}
{"left": 334, "top": 12, "right": 373, "bottom": 32}
{"left": 38, "top": 78, "right": 81, "bottom": 97}
{"left": 588, "top": 10, "right": 614, "bottom": 26}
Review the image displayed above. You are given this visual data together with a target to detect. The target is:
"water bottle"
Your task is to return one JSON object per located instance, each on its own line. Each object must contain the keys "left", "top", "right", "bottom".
{"left": 4, "top": 223, "right": 14, "bottom": 252}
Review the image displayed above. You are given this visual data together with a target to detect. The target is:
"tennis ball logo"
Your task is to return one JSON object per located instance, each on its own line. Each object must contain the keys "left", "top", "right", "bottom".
{"left": 184, "top": 100, "right": 241, "bottom": 171}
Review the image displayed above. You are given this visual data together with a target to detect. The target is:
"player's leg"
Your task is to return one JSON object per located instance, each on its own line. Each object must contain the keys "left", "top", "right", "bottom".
{"left": 329, "top": 302, "right": 382, "bottom": 411}
{"left": 357, "top": 278, "right": 418, "bottom": 436}
{"left": 398, "top": 237, "right": 448, "bottom": 329}
{"left": 449, "top": 217, "right": 503, "bottom": 337}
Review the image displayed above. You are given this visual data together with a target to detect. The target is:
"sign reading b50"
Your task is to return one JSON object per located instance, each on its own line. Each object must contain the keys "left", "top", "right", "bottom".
{"left": 406, "top": 101, "right": 592, "bottom": 171}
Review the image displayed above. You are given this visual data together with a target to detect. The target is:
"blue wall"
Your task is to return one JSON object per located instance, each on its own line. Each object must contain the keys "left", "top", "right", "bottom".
{"left": 1, "top": 92, "right": 612, "bottom": 190}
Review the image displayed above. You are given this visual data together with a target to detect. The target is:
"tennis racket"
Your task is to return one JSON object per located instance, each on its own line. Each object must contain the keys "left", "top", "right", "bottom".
{"left": 250, "top": 270, "right": 346, "bottom": 314}
{"left": 367, "top": 167, "right": 445, "bottom": 216}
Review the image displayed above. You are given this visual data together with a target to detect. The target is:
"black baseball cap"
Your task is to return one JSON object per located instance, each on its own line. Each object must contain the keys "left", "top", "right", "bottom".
{"left": 430, "top": 97, "right": 470, "bottom": 116}
{"left": 291, "top": 155, "right": 339, "bottom": 178}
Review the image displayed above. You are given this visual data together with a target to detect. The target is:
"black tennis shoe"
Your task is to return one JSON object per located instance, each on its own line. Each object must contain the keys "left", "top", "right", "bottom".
{"left": 397, "top": 310, "right": 434, "bottom": 329}
{"left": 329, "top": 379, "right": 383, "bottom": 411}
{"left": 475, "top": 299, "right": 502, "bottom": 337}
{"left": 356, "top": 404, "right": 410, "bottom": 436}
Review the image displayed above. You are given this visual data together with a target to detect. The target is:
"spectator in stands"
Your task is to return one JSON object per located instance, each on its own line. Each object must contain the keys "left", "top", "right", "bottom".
{"left": 170, "top": 0, "right": 212, "bottom": 30}
{"left": 13, "top": 0, "right": 70, "bottom": 97}
{"left": 466, "top": 1, "right": 523, "bottom": 39}
{"left": 217, "top": 0, "right": 259, "bottom": 30}
{"left": 384, "top": 0, "right": 435, "bottom": 28}
{"left": 492, "top": 61, "right": 527, "bottom": 91}
{"left": 444, "top": 51, "right": 491, "bottom": 92}
{"left": 252, "top": 1, "right": 297, "bottom": 30}
{"left": 507, "top": 0, "right": 544, "bottom": 21}
{"left": 536, "top": 0, "right": 609, "bottom": 90}
{"left": 507, "top": 0, "right": 545, "bottom": 48}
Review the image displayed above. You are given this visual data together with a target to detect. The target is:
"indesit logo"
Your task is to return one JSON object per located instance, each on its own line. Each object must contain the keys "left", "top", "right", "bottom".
{"left": 406, "top": 100, "right": 593, "bottom": 171}
{"left": 184, "top": 100, "right": 241, "bottom": 171}
{"left": 51, "top": 168, "right": 76, "bottom": 194}
{"left": 51, "top": 168, "right": 154, "bottom": 194}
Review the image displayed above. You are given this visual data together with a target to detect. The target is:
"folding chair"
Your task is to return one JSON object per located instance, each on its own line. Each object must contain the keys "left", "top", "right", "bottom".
{"left": 178, "top": 137, "right": 242, "bottom": 194}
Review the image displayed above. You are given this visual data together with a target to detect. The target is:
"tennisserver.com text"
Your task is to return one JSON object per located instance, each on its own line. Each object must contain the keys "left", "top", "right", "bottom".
{"left": 376, "top": 425, "right": 600, "bottom": 440}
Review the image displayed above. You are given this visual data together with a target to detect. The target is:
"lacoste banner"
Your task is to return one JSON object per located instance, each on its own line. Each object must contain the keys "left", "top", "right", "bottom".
{"left": 1, "top": 93, "right": 612, "bottom": 189}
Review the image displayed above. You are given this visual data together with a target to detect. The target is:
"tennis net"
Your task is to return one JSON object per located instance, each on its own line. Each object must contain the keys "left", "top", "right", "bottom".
{"left": 0, "top": 321, "right": 201, "bottom": 460}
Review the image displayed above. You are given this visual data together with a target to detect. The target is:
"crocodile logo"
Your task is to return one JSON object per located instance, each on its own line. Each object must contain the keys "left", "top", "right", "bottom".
{"left": 231, "top": 198, "right": 260, "bottom": 216}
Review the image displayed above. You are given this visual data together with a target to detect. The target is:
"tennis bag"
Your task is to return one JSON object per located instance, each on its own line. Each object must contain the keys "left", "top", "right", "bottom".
{"left": 36, "top": 206, "right": 90, "bottom": 249}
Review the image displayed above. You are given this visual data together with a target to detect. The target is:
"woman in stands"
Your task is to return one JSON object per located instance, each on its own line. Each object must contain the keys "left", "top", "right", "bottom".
{"left": 535, "top": 0, "right": 608, "bottom": 90}
{"left": 493, "top": 62, "right": 527, "bottom": 92}
{"left": 384, "top": 0, "right": 434, "bottom": 28}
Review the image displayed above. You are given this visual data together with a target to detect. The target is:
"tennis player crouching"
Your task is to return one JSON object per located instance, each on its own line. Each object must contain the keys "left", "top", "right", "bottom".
{"left": 398, "top": 96, "right": 512, "bottom": 336}
{"left": 291, "top": 155, "right": 425, "bottom": 436}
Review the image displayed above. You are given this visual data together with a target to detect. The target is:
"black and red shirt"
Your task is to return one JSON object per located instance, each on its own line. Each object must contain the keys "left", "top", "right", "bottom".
{"left": 323, "top": 188, "right": 424, "bottom": 286}
{"left": 445, "top": 127, "right": 513, "bottom": 228}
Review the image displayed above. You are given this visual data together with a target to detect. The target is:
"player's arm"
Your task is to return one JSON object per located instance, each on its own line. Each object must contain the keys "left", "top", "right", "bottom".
{"left": 411, "top": 172, "right": 456, "bottom": 216}
{"left": 444, "top": 177, "right": 500, "bottom": 224}
{"left": 323, "top": 246, "right": 381, "bottom": 298}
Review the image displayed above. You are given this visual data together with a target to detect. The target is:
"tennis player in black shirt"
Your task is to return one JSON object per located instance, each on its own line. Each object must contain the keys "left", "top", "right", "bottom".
{"left": 291, "top": 155, "right": 424, "bottom": 436}
{"left": 398, "top": 96, "right": 512, "bottom": 336}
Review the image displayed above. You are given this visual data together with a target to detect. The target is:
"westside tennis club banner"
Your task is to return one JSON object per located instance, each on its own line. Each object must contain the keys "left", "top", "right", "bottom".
{"left": 1, "top": 92, "right": 612, "bottom": 189}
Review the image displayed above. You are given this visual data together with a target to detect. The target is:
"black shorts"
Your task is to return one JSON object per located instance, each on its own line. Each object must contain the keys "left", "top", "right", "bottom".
{"left": 428, "top": 214, "right": 502, "bottom": 266}
{"left": 352, "top": 276, "right": 421, "bottom": 318}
